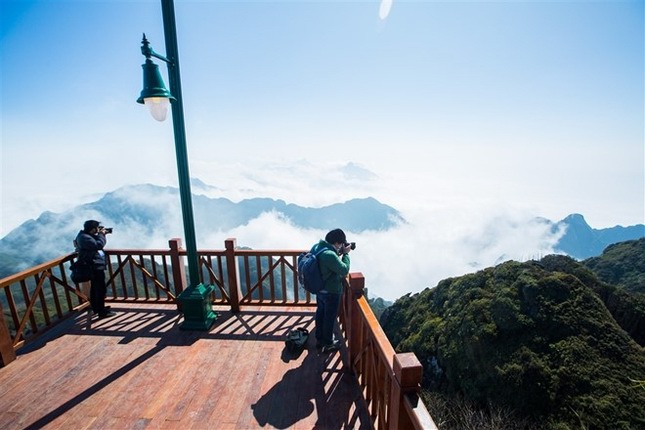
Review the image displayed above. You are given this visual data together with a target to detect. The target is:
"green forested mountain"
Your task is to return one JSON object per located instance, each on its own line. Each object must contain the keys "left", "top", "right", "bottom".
{"left": 583, "top": 238, "right": 645, "bottom": 294}
{"left": 380, "top": 243, "right": 645, "bottom": 429}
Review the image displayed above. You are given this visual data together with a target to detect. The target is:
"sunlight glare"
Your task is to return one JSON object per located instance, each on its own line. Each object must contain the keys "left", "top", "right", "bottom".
{"left": 379, "top": 0, "right": 393, "bottom": 20}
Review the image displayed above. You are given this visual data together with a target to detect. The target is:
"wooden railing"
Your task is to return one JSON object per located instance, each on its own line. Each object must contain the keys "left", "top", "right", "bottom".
{"left": 0, "top": 253, "right": 88, "bottom": 358}
{"left": 342, "top": 274, "right": 437, "bottom": 430}
{"left": 103, "top": 238, "right": 316, "bottom": 310}
{"left": 0, "top": 237, "right": 436, "bottom": 429}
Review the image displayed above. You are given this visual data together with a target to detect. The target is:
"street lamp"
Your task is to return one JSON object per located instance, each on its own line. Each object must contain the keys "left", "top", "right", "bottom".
{"left": 137, "top": 34, "right": 175, "bottom": 121}
{"left": 137, "top": 0, "right": 216, "bottom": 331}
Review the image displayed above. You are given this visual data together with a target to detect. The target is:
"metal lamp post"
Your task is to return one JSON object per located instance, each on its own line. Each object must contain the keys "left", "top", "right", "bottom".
{"left": 137, "top": 0, "right": 216, "bottom": 331}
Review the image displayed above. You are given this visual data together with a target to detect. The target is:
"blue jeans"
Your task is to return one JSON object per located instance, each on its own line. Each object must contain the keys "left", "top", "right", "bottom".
{"left": 315, "top": 291, "right": 342, "bottom": 346}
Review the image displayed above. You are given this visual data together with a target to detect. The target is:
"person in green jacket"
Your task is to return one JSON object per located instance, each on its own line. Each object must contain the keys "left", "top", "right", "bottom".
{"left": 311, "top": 228, "right": 353, "bottom": 353}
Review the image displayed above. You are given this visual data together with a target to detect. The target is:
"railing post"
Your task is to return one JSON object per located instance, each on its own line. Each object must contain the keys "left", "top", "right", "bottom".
{"left": 225, "top": 238, "right": 242, "bottom": 313}
{"left": 169, "top": 238, "right": 187, "bottom": 298}
{"left": 389, "top": 352, "right": 424, "bottom": 430}
{"left": 0, "top": 301, "right": 17, "bottom": 367}
{"left": 347, "top": 272, "right": 365, "bottom": 373}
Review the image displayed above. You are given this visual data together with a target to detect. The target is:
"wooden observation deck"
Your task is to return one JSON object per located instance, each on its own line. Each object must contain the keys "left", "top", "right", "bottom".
{"left": 0, "top": 238, "right": 437, "bottom": 429}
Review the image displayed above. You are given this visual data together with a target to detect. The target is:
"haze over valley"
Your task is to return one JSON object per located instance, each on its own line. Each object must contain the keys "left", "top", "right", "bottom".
{"left": 2, "top": 164, "right": 642, "bottom": 301}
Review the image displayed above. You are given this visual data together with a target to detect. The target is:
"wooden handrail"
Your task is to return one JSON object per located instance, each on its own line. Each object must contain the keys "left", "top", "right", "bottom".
{"left": 342, "top": 273, "right": 438, "bottom": 430}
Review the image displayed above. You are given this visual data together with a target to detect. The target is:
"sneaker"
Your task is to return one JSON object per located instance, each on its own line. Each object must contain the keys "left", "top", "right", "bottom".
{"left": 321, "top": 341, "right": 340, "bottom": 353}
{"left": 98, "top": 311, "right": 116, "bottom": 319}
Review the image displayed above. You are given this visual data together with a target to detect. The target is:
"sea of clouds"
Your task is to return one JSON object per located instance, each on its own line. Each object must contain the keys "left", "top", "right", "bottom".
{"left": 3, "top": 158, "right": 567, "bottom": 301}
{"left": 113, "top": 159, "right": 565, "bottom": 301}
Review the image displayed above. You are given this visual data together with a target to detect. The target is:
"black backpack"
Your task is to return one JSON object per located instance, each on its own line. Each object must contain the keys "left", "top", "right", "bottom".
{"left": 285, "top": 327, "right": 309, "bottom": 354}
{"left": 70, "top": 259, "right": 92, "bottom": 283}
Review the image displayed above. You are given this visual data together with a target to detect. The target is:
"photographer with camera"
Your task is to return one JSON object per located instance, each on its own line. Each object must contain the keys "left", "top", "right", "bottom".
{"left": 310, "top": 228, "right": 354, "bottom": 353}
{"left": 75, "top": 220, "right": 115, "bottom": 319}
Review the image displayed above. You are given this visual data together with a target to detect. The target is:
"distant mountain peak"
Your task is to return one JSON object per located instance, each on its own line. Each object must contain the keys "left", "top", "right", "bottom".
{"left": 552, "top": 214, "right": 643, "bottom": 260}
{"left": 340, "top": 162, "right": 379, "bottom": 181}
{"left": 562, "top": 213, "right": 587, "bottom": 225}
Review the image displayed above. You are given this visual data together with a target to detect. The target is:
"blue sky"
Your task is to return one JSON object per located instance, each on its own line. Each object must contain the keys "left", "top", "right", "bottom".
{"left": 1, "top": 0, "right": 644, "bottom": 237}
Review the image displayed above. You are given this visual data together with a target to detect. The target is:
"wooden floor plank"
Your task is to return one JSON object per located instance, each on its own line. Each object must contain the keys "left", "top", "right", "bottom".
{"left": 182, "top": 337, "right": 238, "bottom": 427}
{"left": 0, "top": 303, "right": 371, "bottom": 429}
{"left": 139, "top": 345, "right": 197, "bottom": 424}
{"left": 16, "top": 337, "right": 119, "bottom": 428}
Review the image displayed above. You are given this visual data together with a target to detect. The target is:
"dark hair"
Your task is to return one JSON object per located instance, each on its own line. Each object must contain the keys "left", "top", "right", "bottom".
{"left": 325, "top": 228, "right": 346, "bottom": 245}
{"left": 83, "top": 220, "right": 100, "bottom": 233}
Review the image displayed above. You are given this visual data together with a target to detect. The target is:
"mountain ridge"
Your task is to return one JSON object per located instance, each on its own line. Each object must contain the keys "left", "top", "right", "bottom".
{"left": 0, "top": 183, "right": 643, "bottom": 280}
{"left": 0, "top": 183, "right": 405, "bottom": 277}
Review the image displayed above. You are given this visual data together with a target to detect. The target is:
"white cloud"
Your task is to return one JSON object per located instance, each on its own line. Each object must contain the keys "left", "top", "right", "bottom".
{"left": 0, "top": 155, "right": 629, "bottom": 302}
{"left": 188, "top": 201, "right": 564, "bottom": 302}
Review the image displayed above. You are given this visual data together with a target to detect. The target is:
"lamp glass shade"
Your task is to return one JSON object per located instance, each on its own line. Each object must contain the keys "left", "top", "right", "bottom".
{"left": 137, "top": 59, "right": 176, "bottom": 120}
{"left": 144, "top": 97, "right": 170, "bottom": 122}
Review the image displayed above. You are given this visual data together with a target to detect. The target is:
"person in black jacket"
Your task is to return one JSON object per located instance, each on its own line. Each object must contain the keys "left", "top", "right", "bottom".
{"left": 75, "top": 220, "right": 114, "bottom": 319}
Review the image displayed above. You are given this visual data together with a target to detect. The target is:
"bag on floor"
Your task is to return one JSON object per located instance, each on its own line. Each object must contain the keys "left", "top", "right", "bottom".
{"left": 285, "top": 327, "right": 309, "bottom": 354}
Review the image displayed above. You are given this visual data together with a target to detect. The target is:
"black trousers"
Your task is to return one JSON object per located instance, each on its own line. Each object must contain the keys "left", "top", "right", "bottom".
{"left": 90, "top": 270, "right": 107, "bottom": 314}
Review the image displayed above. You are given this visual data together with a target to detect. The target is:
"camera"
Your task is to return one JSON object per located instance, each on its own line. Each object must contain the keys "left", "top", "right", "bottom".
{"left": 99, "top": 226, "right": 113, "bottom": 234}
{"left": 345, "top": 242, "right": 356, "bottom": 250}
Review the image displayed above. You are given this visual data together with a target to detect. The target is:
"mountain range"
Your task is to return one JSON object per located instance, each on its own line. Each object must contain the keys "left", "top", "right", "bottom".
{"left": 0, "top": 183, "right": 405, "bottom": 277}
{"left": 0, "top": 183, "right": 643, "bottom": 279}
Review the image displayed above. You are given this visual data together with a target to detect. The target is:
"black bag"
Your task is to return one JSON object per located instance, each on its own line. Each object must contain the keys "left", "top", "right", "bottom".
{"left": 70, "top": 259, "right": 92, "bottom": 283}
{"left": 285, "top": 327, "right": 309, "bottom": 354}
{"left": 297, "top": 248, "right": 326, "bottom": 294}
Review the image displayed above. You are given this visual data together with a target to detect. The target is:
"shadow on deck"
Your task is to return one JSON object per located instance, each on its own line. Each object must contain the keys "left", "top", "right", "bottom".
{"left": 0, "top": 303, "right": 371, "bottom": 429}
